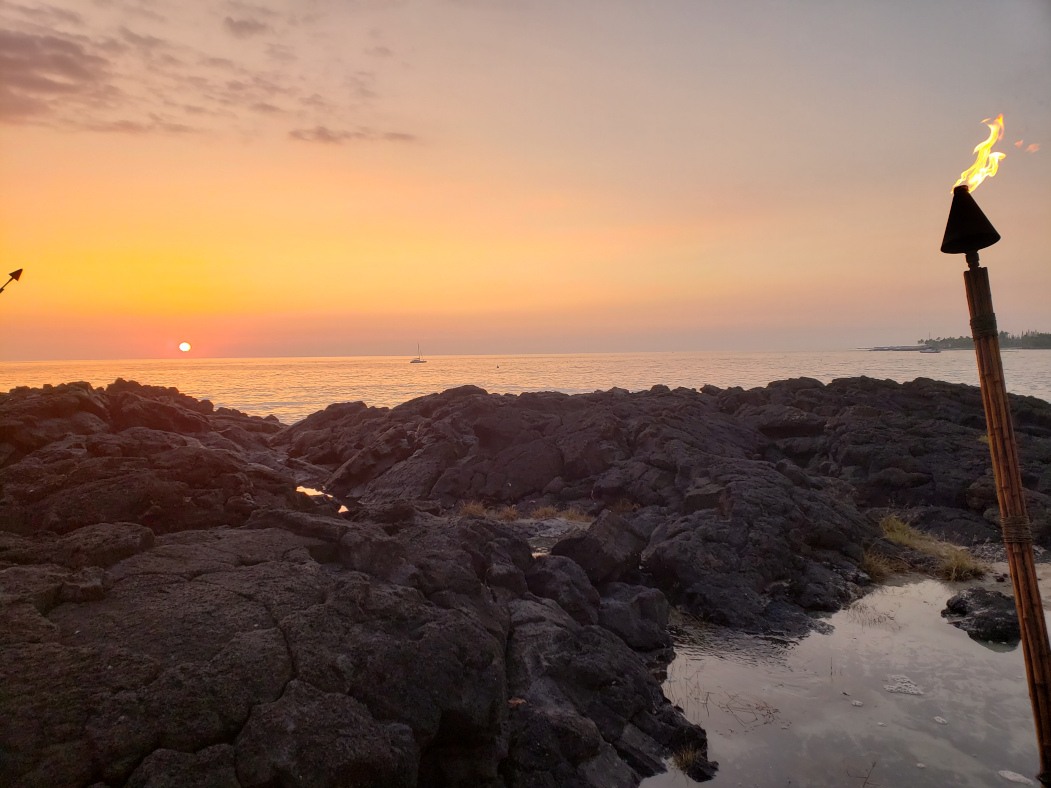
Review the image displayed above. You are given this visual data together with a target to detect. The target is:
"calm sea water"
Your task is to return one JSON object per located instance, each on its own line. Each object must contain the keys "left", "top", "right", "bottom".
{"left": 2, "top": 350, "right": 1049, "bottom": 425}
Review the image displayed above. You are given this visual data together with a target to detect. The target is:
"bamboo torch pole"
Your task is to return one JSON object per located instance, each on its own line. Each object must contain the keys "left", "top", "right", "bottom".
{"left": 963, "top": 250, "right": 1051, "bottom": 783}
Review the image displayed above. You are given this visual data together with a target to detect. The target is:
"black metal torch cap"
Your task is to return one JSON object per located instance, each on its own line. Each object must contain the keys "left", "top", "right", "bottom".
{"left": 941, "top": 185, "right": 1001, "bottom": 255}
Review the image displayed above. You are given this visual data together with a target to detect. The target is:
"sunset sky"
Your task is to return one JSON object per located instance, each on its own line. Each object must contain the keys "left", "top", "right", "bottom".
{"left": 1, "top": 0, "right": 1049, "bottom": 360}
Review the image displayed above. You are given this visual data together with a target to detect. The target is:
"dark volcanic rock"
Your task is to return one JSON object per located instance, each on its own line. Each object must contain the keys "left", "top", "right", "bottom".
{"left": 640, "top": 460, "right": 872, "bottom": 634}
{"left": 526, "top": 554, "right": 600, "bottom": 626}
{"left": 551, "top": 511, "right": 648, "bottom": 586}
{"left": 0, "top": 381, "right": 296, "bottom": 537}
{"left": 265, "top": 375, "right": 1051, "bottom": 631}
{"left": 598, "top": 583, "right": 671, "bottom": 652}
{"left": 942, "top": 587, "right": 1021, "bottom": 643}
{"left": 234, "top": 680, "right": 419, "bottom": 788}
{"left": 7, "top": 373, "right": 1051, "bottom": 785}
{"left": 1, "top": 501, "right": 714, "bottom": 787}
{"left": 502, "top": 598, "right": 714, "bottom": 787}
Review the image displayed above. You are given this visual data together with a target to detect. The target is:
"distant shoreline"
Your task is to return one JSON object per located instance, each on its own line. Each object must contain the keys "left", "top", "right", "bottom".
{"left": 867, "top": 346, "right": 1051, "bottom": 352}
{"left": 906, "top": 331, "right": 1051, "bottom": 351}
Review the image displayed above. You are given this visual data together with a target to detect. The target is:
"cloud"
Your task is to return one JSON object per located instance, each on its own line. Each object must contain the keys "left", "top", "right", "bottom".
{"left": 199, "top": 55, "right": 236, "bottom": 69}
{"left": 289, "top": 125, "right": 364, "bottom": 143}
{"left": 223, "top": 16, "right": 270, "bottom": 38}
{"left": 289, "top": 125, "right": 416, "bottom": 143}
{"left": 0, "top": 86, "right": 48, "bottom": 120}
{"left": 265, "top": 43, "right": 296, "bottom": 63}
{"left": 0, "top": 5, "right": 415, "bottom": 142}
{"left": 83, "top": 115, "right": 195, "bottom": 134}
{"left": 0, "top": 28, "right": 109, "bottom": 118}
{"left": 224, "top": 1, "right": 280, "bottom": 19}
{"left": 2, "top": 2, "right": 84, "bottom": 27}
{"left": 299, "top": 92, "right": 327, "bottom": 107}
{"left": 119, "top": 26, "right": 167, "bottom": 50}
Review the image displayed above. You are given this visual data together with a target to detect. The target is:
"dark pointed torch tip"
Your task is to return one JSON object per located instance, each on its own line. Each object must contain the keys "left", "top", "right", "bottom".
{"left": 941, "top": 184, "right": 1001, "bottom": 256}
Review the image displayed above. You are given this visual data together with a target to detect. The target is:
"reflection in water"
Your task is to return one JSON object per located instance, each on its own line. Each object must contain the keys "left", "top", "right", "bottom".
{"left": 295, "top": 485, "right": 348, "bottom": 514}
{"left": 643, "top": 578, "right": 1040, "bottom": 788}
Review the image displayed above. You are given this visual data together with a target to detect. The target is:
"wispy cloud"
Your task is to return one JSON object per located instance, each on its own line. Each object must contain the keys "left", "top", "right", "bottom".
{"left": 0, "top": 2, "right": 83, "bottom": 26}
{"left": 0, "top": 29, "right": 111, "bottom": 120}
{"left": 119, "top": 26, "right": 167, "bottom": 50}
{"left": 0, "top": 0, "right": 417, "bottom": 142}
{"left": 289, "top": 125, "right": 416, "bottom": 144}
{"left": 222, "top": 16, "right": 270, "bottom": 38}
{"left": 83, "top": 114, "right": 196, "bottom": 134}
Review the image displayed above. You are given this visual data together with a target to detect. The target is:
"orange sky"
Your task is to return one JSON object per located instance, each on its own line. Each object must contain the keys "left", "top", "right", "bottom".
{"left": 1, "top": 0, "right": 1049, "bottom": 360}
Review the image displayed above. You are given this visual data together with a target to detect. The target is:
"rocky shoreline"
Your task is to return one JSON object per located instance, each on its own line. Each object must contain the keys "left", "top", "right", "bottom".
{"left": 3, "top": 376, "right": 1050, "bottom": 787}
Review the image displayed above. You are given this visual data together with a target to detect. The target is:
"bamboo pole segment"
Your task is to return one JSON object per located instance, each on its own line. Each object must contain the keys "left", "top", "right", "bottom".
{"left": 964, "top": 253, "right": 1051, "bottom": 784}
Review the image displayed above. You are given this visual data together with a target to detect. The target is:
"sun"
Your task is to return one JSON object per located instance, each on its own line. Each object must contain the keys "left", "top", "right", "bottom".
{"left": 179, "top": 342, "right": 191, "bottom": 352}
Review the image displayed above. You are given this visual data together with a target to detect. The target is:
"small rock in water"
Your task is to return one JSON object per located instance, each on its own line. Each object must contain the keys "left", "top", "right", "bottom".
{"left": 851, "top": 700, "right": 864, "bottom": 707}
{"left": 884, "top": 675, "right": 924, "bottom": 695}
{"left": 876, "top": 722, "right": 886, "bottom": 727}
{"left": 917, "top": 763, "right": 926, "bottom": 769}
{"left": 998, "top": 770, "right": 1036, "bottom": 785}
{"left": 934, "top": 716, "right": 948, "bottom": 725}
{"left": 943, "top": 588, "right": 1021, "bottom": 644}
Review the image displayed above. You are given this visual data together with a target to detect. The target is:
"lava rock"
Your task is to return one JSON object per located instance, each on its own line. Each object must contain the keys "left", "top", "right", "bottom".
{"left": 550, "top": 511, "right": 647, "bottom": 585}
{"left": 942, "top": 587, "right": 1021, "bottom": 643}
{"left": 525, "top": 554, "right": 600, "bottom": 626}
{"left": 597, "top": 582, "right": 672, "bottom": 651}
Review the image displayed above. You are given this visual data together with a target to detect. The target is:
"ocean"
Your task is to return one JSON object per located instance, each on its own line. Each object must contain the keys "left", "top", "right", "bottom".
{"left": 2, "top": 349, "right": 1050, "bottom": 425}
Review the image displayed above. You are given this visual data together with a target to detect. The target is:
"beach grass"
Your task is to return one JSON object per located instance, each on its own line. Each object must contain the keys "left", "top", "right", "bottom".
{"left": 459, "top": 500, "right": 487, "bottom": 517}
{"left": 608, "top": 498, "right": 640, "bottom": 514}
{"left": 530, "top": 505, "right": 561, "bottom": 519}
{"left": 861, "top": 549, "right": 908, "bottom": 582}
{"left": 562, "top": 507, "right": 593, "bottom": 523}
{"left": 672, "top": 745, "right": 706, "bottom": 775}
{"left": 879, "top": 515, "right": 987, "bottom": 581}
{"left": 880, "top": 515, "right": 945, "bottom": 553}
{"left": 940, "top": 546, "right": 987, "bottom": 582}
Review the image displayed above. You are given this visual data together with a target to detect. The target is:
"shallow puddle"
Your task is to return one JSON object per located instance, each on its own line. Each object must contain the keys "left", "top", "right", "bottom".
{"left": 643, "top": 572, "right": 1047, "bottom": 787}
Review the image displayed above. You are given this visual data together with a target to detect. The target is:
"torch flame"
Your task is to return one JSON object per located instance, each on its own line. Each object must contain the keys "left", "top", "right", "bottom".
{"left": 954, "top": 114, "right": 1005, "bottom": 192}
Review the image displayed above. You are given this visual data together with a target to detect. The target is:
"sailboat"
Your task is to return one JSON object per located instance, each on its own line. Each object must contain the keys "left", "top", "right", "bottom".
{"left": 410, "top": 343, "right": 426, "bottom": 363}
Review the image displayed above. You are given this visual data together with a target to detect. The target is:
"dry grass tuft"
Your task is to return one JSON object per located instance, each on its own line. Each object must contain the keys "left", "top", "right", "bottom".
{"left": 940, "top": 547, "right": 987, "bottom": 582}
{"left": 880, "top": 515, "right": 942, "bottom": 552}
{"left": 879, "top": 514, "right": 987, "bottom": 581}
{"left": 458, "top": 500, "right": 487, "bottom": 517}
{"left": 562, "top": 507, "right": 593, "bottom": 523}
{"left": 608, "top": 498, "right": 640, "bottom": 514}
{"left": 672, "top": 746, "right": 705, "bottom": 775}
{"left": 530, "top": 505, "right": 560, "bottom": 520}
{"left": 496, "top": 505, "right": 520, "bottom": 521}
{"left": 861, "top": 550, "right": 907, "bottom": 583}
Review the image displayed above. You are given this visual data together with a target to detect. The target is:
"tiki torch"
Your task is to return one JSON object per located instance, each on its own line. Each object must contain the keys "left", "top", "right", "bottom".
{"left": 941, "top": 115, "right": 1051, "bottom": 785}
